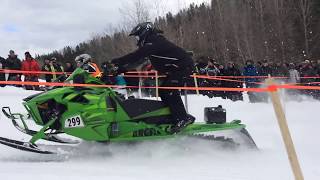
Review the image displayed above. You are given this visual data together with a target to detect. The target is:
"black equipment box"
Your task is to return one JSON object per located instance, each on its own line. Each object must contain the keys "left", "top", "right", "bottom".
{"left": 204, "top": 105, "right": 226, "bottom": 124}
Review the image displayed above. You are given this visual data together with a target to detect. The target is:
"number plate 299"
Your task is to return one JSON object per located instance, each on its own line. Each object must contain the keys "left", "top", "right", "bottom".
{"left": 64, "top": 115, "right": 84, "bottom": 128}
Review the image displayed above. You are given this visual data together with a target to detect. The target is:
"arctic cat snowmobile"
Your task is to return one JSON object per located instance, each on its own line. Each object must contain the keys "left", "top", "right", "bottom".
{"left": 0, "top": 68, "right": 256, "bottom": 154}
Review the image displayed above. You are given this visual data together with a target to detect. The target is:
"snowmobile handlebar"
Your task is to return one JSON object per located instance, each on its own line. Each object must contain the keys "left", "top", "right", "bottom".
{"left": 2, "top": 107, "right": 12, "bottom": 119}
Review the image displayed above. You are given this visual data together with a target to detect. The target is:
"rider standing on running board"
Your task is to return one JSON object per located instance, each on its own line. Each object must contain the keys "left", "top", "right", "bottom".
{"left": 111, "top": 22, "right": 195, "bottom": 133}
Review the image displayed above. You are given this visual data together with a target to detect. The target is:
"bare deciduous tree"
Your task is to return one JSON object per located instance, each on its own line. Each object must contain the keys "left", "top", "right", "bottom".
{"left": 39, "top": 0, "right": 320, "bottom": 66}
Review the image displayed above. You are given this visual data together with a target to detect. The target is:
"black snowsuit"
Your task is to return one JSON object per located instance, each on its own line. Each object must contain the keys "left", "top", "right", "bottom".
{"left": 197, "top": 65, "right": 220, "bottom": 98}
{"left": 65, "top": 64, "right": 75, "bottom": 73}
{"left": 300, "top": 65, "right": 318, "bottom": 97}
{"left": 42, "top": 63, "right": 51, "bottom": 82}
{"left": 257, "top": 65, "right": 272, "bottom": 102}
{"left": 272, "top": 65, "right": 288, "bottom": 77}
{"left": 258, "top": 65, "right": 273, "bottom": 77}
{"left": 5, "top": 55, "right": 22, "bottom": 81}
{"left": 224, "top": 66, "right": 243, "bottom": 101}
{"left": 112, "top": 33, "right": 194, "bottom": 123}
{"left": 0, "top": 57, "right": 6, "bottom": 87}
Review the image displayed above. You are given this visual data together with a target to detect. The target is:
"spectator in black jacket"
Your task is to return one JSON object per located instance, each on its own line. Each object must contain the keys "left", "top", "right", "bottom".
{"left": 300, "top": 60, "right": 316, "bottom": 84}
{"left": 256, "top": 60, "right": 272, "bottom": 102}
{"left": 6, "top": 50, "right": 21, "bottom": 82}
{"left": 100, "top": 61, "right": 116, "bottom": 85}
{"left": 111, "top": 22, "right": 195, "bottom": 133}
{"left": 216, "top": 64, "right": 227, "bottom": 99}
{"left": 315, "top": 59, "right": 320, "bottom": 83}
{"left": 65, "top": 62, "right": 75, "bottom": 73}
{"left": 0, "top": 56, "right": 6, "bottom": 87}
{"left": 272, "top": 62, "right": 288, "bottom": 77}
{"left": 258, "top": 60, "right": 273, "bottom": 77}
{"left": 198, "top": 59, "right": 220, "bottom": 98}
{"left": 300, "top": 60, "right": 318, "bottom": 97}
{"left": 224, "top": 62, "right": 243, "bottom": 101}
{"left": 42, "top": 59, "right": 51, "bottom": 82}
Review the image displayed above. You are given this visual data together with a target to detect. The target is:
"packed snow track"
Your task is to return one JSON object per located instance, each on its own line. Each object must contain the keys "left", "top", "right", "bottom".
{"left": 0, "top": 87, "right": 319, "bottom": 180}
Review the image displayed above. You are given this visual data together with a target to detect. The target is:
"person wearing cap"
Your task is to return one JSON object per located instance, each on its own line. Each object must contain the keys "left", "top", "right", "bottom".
{"left": 21, "top": 52, "right": 40, "bottom": 90}
{"left": 41, "top": 59, "right": 51, "bottom": 82}
{"left": 51, "top": 57, "right": 65, "bottom": 81}
{"left": 6, "top": 50, "right": 22, "bottom": 83}
{"left": 42, "top": 57, "right": 65, "bottom": 82}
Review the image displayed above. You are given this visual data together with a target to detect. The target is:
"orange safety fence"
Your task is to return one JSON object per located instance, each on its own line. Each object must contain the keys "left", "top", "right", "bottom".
{"left": 2, "top": 80, "right": 320, "bottom": 93}
{"left": 0, "top": 69, "right": 69, "bottom": 75}
{"left": 1, "top": 69, "right": 320, "bottom": 87}
{"left": 0, "top": 69, "right": 164, "bottom": 78}
{"left": 126, "top": 71, "right": 157, "bottom": 74}
{"left": 276, "top": 84, "right": 320, "bottom": 90}
{"left": 193, "top": 74, "right": 320, "bottom": 87}
{"left": 192, "top": 75, "right": 264, "bottom": 85}
{"left": 2, "top": 69, "right": 320, "bottom": 79}
{"left": 0, "top": 80, "right": 268, "bottom": 92}
{"left": 0, "top": 69, "right": 161, "bottom": 76}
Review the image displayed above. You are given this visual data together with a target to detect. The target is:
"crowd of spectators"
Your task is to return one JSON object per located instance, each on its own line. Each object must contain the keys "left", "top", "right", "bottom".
{"left": 194, "top": 56, "right": 320, "bottom": 102}
{"left": 0, "top": 50, "right": 75, "bottom": 90}
{"left": 1, "top": 50, "right": 320, "bottom": 102}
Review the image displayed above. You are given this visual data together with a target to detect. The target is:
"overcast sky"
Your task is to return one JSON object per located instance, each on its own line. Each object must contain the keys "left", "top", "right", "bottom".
{"left": 0, "top": 0, "right": 209, "bottom": 59}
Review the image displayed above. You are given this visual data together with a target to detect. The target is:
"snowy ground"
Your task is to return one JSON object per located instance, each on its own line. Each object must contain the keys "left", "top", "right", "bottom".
{"left": 0, "top": 86, "right": 319, "bottom": 180}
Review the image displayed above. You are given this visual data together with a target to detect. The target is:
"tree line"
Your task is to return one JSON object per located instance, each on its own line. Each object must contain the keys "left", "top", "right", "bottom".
{"left": 37, "top": 0, "right": 320, "bottom": 66}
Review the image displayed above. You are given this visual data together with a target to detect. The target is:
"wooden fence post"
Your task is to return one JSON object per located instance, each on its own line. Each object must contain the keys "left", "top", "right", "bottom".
{"left": 138, "top": 77, "right": 142, "bottom": 98}
{"left": 155, "top": 71, "right": 159, "bottom": 100}
{"left": 266, "top": 78, "right": 304, "bottom": 180}
{"left": 193, "top": 73, "right": 200, "bottom": 95}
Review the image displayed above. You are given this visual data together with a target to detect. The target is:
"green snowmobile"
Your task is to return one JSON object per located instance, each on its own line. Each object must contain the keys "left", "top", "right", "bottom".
{"left": 0, "top": 68, "right": 256, "bottom": 154}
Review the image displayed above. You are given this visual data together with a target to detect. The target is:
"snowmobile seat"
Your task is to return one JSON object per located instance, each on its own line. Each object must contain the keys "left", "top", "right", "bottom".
{"left": 106, "top": 96, "right": 172, "bottom": 125}
{"left": 116, "top": 98, "right": 167, "bottom": 118}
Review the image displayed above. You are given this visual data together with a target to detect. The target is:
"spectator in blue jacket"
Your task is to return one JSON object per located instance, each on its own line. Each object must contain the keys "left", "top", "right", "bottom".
{"left": 243, "top": 60, "right": 259, "bottom": 84}
{"left": 243, "top": 60, "right": 260, "bottom": 103}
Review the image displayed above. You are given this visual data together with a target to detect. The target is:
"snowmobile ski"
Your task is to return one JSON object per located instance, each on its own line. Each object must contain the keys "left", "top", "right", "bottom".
{"left": 0, "top": 136, "right": 54, "bottom": 154}
{"left": 2, "top": 107, "right": 79, "bottom": 144}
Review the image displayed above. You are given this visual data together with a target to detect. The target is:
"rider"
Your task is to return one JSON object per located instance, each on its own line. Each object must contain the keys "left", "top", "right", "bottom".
{"left": 111, "top": 22, "right": 195, "bottom": 133}
{"left": 75, "top": 54, "right": 102, "bottom": 78}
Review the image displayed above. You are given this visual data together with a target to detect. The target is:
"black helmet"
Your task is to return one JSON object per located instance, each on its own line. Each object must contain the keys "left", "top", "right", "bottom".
{"left": 129, "top": 22, "right": 162, "bottom": 47}
{"left": 129, "top": 22, "right": 154, "bottom": 37}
